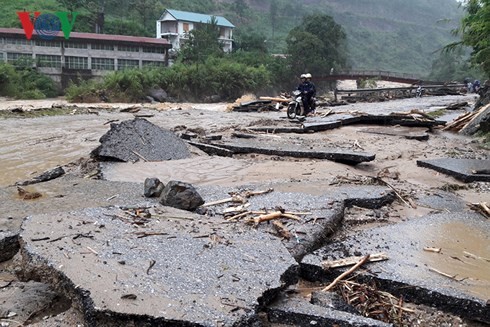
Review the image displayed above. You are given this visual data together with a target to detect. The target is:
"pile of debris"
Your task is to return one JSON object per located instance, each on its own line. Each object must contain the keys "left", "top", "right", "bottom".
{"left": 443, "top": 103, "right": 490, "bottom": 134}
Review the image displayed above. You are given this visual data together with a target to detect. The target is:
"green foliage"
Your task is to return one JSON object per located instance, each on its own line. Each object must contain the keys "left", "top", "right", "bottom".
{"left": 286, "top": 14, "right": 348, "bottom": 77}
{"left": 65, "top": 57, "right": 270, "bottom": 102}
{"left": 0, "top": 63, "right": 20, "bottom": 97}
{"left": 450, "top": 0, "right": 490, "bottom": 78}
{"left": 65, "top": 78, "right": 102, "bottom": 102}
{"left": 179, "top": 17, "right": 223, "bottom": 63}
{"left": 0, "top": 62, "right": 57, "bottom": 99}
{"left": 428, "top": 47, "right": 485, "bottom": 82}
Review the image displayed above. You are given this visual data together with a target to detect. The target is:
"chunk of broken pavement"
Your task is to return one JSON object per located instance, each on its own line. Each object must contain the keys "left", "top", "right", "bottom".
{"left": 159, "top": 180, "right": 204, "bottom": 211}
{"left": 91, "top": 118, "right": 191, "bottom": 163}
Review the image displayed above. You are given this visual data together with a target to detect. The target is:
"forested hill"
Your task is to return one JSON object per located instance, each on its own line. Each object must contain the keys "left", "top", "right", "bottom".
{"left": 0, "top": 0, "right": 464, "bottom": 76}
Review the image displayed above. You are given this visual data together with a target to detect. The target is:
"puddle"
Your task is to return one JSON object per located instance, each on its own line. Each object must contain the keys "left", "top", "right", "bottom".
{"left": 414, "top": 222, "right": 490, "bottom": 299}
{"left": 100, "top": 157, "right": 251, "bottom": 186}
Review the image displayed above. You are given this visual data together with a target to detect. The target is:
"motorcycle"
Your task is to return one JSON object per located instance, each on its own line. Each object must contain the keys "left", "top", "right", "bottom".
{"left": 287, "top": 90, "right": 305, "bottom": 119}
{"left": 287, "top": 91, "right": 316, "bottom": 119}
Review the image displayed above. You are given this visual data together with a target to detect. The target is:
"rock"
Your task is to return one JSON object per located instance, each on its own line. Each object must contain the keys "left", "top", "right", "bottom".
{"left": 159, "top": 180, "right": 204, "bottom": 211}
{"left": 16, "top": 166, "right": 65, "bottom": 186}
{"left": 148, "top": 87, "right": 168, "bottom": 102}
{"left": 144, "top": 178, "right": 164, "bottom": 197}
{"left": 91, "top": 118, "right": 191, "bottom": 163}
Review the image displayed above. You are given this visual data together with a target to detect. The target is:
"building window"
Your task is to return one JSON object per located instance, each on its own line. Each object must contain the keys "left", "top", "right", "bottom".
{"left": 183, "top": 23, "right": 189, "bottom": 32}
{"left": 92, "top": 57, "right": 114, "bottom": 70}
{"left": 35, "top": 40, "right": 60, "bottom": 47}
{"left": 6, "top": 52, "right": 32, "bottom": 65}
{"left": 118, "top": 45, "right": 139, "bottom": 52}
{"left": 36, "top": 54, "right": 61, "bottom": 68}
{"left": 142, "top": 60, "right": 165, "bottom": 67}
{"left": 64, "top": 42, "right": 88, "bottom": 49}
{"left": 5, "top": 38, "right": 31, "bottom": 45}
{"left": 118, "top": 59, "right": 139, "bottom": 70}
{"left": 91, "top": 43, "right": 114, "bottom": 51}
{"left": 142, "top": 46, "right": 165, "bottom": 54}
{"left": 65, "top": 56, "right": 88, "bottom": 69}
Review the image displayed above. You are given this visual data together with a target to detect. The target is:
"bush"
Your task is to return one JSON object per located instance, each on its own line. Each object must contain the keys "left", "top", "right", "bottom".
{"left": 0, "top": 62, "right": 58, "bottom": 99}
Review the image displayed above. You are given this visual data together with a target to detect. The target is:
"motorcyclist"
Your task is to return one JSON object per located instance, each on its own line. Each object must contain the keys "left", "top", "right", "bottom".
{"left": 302, "top": 73, "right": 316, "bottom": 115}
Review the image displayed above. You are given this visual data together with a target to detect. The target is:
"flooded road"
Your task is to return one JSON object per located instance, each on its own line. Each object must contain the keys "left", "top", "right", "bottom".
{"left": 0, "top": 94, "right": 489, "bottom": 326}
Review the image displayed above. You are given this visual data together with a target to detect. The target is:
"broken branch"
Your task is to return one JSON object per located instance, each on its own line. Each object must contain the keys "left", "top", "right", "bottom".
{"left": 322, "top": 254, "right": 371, "bottom": 292}
{"left": 322, "top": 253, "right": 388, "bottom": 269}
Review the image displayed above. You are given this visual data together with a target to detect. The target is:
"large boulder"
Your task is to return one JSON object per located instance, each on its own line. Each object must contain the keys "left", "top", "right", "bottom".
{"left": 159, "top": 180, "right": 204, "bottom": 211}
{"left": 148, "top": 87, "right": 168, "bottom": 102}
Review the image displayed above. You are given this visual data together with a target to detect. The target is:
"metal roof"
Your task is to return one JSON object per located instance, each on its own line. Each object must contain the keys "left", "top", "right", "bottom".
{"left": 0, "top": 28, "right": 171, "bottom": 47}
{"left": 161, "top": 9, "right": 235, "bottom": 28}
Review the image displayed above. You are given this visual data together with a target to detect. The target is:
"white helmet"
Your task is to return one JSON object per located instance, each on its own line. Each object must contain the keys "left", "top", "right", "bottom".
{"left": 305, "top": 73, "right": 312, "bottom": 79}
{"left": 300, "top": 74, "right": 306, "bottom": 79}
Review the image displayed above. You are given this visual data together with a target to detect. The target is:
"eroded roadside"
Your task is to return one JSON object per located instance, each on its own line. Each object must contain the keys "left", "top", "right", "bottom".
{"left": 0, "top": 93, "right": 489, "bottom": 327}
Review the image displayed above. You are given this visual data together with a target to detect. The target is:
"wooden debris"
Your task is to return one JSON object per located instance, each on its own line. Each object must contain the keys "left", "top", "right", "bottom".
{"left": 272, "top": 221, "right": 292, "bottom": 240}
{"left": 428, "top": 267, "right": 465, "bottom": 281}
{"left": 259, "top": 96, "right": 290, "bottom": 103}
{"left": 374, "top": 177, "right": 412, "bottom": 207}
{"left": 322, "top": 255, "right": 371, "bottom": 292}
{"left": 203, "top": 188, "right": 273, "bottom": 207}
{"left": 423, "top": 247, "right": 442, "bottom": 253}
{"left": 17, "top": 186, "right": 42, "bottom": 200}
{"left": 472, "top": 169, "right": 490, "bottom": 175}
{"left": 223, "top": 203, "right": 250, "bottom": 215}
{"left": 442, "top": 103, "right": 490, "bottom": 132}
{"left": 337, "top": 279, "right": 415, "bottom": 325}
{"left": 319, "top": 108, "right": 334, "bottom": 117}
{"left": 467, "top": 202, "right": 490, "bottom": 218}
{"left": 203, "top": 195, "right": 246, "bottom": 207}
{"left": 247, "top": 211, "right": 302, "bottom": 225}
{"left": 322, "top": 253, "right": 388, "bottom": 269}
{"left": 463, "top": 251, "right": 490, "bottom": 262}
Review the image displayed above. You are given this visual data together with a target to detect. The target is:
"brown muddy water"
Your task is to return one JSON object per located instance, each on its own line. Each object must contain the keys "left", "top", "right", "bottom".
{"left": 418, "top": 221, "right": 490, "bottom": 299}
{"left": 0, "top": 115, "right": 108, "bottom": 186}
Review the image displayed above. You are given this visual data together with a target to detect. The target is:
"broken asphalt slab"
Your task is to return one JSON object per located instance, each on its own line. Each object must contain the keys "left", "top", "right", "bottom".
{"left": 198, "top": 183, "right": 395, "bottom": 261}
{"left": 266, "top": 293, "right": 391, "bottom": 327}
{"left": 0, "top": 175, "right": 152, "bottom": 262}
{"left": 248, "top": 113, "right": 444, "bottom": 134}
{"left": 417, "top": 158, "right": 490, "bottom": 182}
{"left": 301, "top": 211, "right": 490, "bottom": 324}
{"left": 91, "top": 118, "right": 191, "bottom": 163}
{"left": 203, "top": 138, "right": 375, "bottom": 165}
{"left": 19, "top": 205, "right": 299, "bottom": 327}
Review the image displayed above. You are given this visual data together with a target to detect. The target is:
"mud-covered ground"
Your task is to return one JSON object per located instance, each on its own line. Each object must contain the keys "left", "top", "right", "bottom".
{"left": 0, "top": 88, "right": 489, "bottom": 326}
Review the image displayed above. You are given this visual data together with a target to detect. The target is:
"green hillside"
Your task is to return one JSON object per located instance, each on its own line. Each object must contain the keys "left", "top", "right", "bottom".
{"left": 0, "top": 0, "right": 465, "bottom": 76}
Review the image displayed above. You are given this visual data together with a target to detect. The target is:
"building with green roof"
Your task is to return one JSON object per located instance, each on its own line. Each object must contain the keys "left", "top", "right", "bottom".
{"left": 156, "top": 9, "right": 234, "bottom": 53}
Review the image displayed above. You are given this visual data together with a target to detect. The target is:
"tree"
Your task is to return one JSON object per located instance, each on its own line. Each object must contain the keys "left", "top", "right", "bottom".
{"left": 270, "top": 0, "right": 278, "bottom": 39}
{"left": 286, "top": 14, "right": 348, "bottom": 77}
{"left": 179, "top": 17, "right": 223, "bottom": 64}
{"left": 234, "top": 0, "right": 248, "bottom": 23}
{"left": 449, "top": 0, "right": 490, "bottom": 78}
{"left": 56, "top": 0, "right": 106, "bottom": 33}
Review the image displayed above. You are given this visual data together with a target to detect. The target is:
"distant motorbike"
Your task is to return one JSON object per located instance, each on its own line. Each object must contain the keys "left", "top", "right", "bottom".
{"left": 415, "top": 86, "right": 424, "bottom": 98}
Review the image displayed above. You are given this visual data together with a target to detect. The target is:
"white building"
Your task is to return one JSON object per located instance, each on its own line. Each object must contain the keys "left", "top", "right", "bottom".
{"left": 156, "top": 9, "right": 234, "bottom": 53}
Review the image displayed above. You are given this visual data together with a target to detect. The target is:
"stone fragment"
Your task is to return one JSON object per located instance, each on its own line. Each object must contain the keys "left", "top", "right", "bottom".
{"left": 144, "top": 177, "right": 164, "bottom": 197}
{"left": 159, "top": 180, "right": 204, "bottom": 211}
